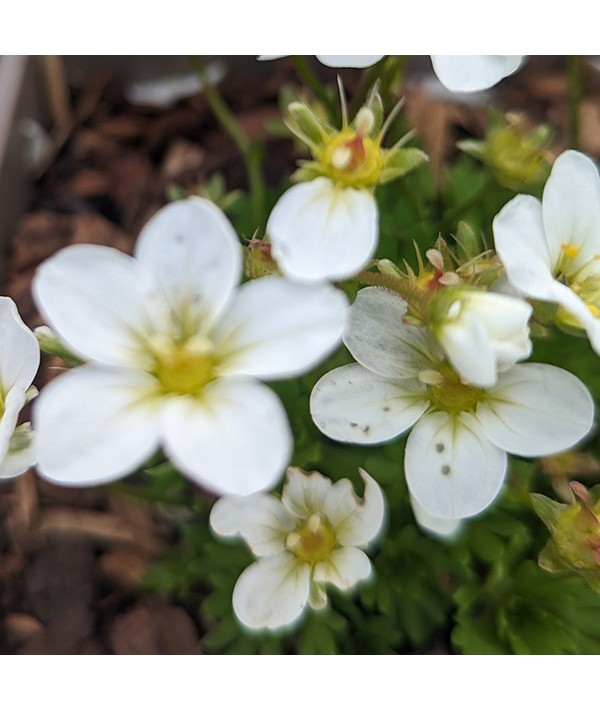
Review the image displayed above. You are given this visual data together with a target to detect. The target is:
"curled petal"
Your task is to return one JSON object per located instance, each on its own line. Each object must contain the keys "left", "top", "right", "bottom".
{"left": 214, "top": 276, "right": 347, "bottom": 379}
{"left": 268, "top": 178, "right": 378, "bottom": 283}
{"left": 405, "top": 410, "right": 507, "bottom": 520}
{"left": 477, "top": 363, "right": 594, "bottom": 457}
{"left": 345, "top": 287, "right": 439, "bottom": 379}
{"left": 232, "top": 552, "right": 310, "bottom": 630}
{"left": 164, "top": 377, "right": 291, "bottom": 496}
{"left": 209, "top": 493, "right": 293, "bottom": 556}
{"left": 135, "top": 197, "right": 242, "bottom": 327}
{"left": 33, "top": 366, "right": 163, "bottom": 486}
{"left": 431, "top": 55, "right": 523, "bottom": 93}
{"left": 326, "top": 469, "right": 386, "bottom": 547}
{"left": 0, "top": 297, "right": 39, "bottom": 392}
{"left": 310, "top": 363, "right": 429, "bottom": 445}
{"left": 313, "top": 546, "right": 372, "bottom": 590}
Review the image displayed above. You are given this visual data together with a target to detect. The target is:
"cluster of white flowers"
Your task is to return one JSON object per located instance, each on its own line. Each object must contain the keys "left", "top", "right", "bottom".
{"left": 3, "top": 56, "right": 600, "bottom": 634}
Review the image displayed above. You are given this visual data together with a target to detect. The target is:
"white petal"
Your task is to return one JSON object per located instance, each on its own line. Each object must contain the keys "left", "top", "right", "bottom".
{"left": 209, "top": 493, "right": 293, "bottom": 556}
{"left": 310, "top": 363, "right": 429, "bottom": 444}
{"left": 493, "top": 194, "right": 556, "bottom": 300}
{"left": 135, "top": 197, "right": 242, "bottom": 327}
{"left": 281, "top": 467, "right": 332, "bottom": 519}
{"left": 268, "top": 178, "right": 378, "bottom": 283}
{"left": 345, "top": 287, "right": 439, "bottom": 379}
{"left": 33, "top": 366, "right": 163, "bottom": 486}
{"left": 232, "top": 552, "right": 310, "bottom": 630}
{"left": 542, "top": 150, "right": 600, "bottom": 274}
{"left": 410, "top": 495, "right": 462, "bottom": 538}
{"left": 313, "top": 547, "right": 372, "bottom": 590}
{"left": 33, "top": 244, "right": 166, "bottom": 367}
{"left": 316, "top": 55, "right": 384, "bottom": 68}
{"left": 0, "top": 297, "right": 39, "bottom": 392}
{"left": 214, "top": 276, "right": 347, "bottom": 379}
{"left": 325, "top": 469, "right": 385, "bottom": 546}
{"left": 0, "top": 438, "right": 36, "bottom": 480}
{"left": 0, "top": 388, "right": 27, "bottom": 463}
{"left": 437, "top": 291, "right": 532, "bottom": 387}
{"left": 405, "top": 410, "right": 507, "bottom": 520}
{"left": 438, "top": 317, "right": 496, "bottom": 387}
{"left": 476, "top": 363, "right": 594, "bottom": 457}
{"left": 163, "top": 377, "right": 291, "bottom": 496}
{"left": 431, "top": 55, "right": 523, "bottom": 92}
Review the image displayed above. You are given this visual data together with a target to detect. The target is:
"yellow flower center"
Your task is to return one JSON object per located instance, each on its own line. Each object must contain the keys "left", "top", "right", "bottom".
{"left": 286, "top": 513, "right": 336, "bottom": 564}
{"left": 317, "top": 129, "right": 383, "bottom": 189}
{"left": 150, "top": 335, "right": 216, "bottom": 395}
{"left": 423, "top": 363, "right": 486, "bottom": 414}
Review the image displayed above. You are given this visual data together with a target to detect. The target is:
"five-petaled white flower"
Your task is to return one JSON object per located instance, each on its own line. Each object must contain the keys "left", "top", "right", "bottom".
{"left": 310, "top": 287, "right": 594, "bottom": 520}
{"left": 0, "top": 297, "right": 40, "bottom": 480}
{"left": 430, "top": 288, "right": 533, "bottom": 388}
{"left": 260, "top": 55, "right": 524, "bottom": 92}
{"left": 210, "top": 466, "right": 385, "bottom": 630}
{"left": 494, "top": 150, "right": 600, "bottom": 354}
{"left": 32, "top": 197, "right": 348, "bottom": 495}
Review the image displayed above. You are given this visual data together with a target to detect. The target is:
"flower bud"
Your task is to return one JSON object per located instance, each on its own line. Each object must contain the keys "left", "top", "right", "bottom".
{"left": 459, "top": 110, "right": 552, "bottom": 191}
{"left": 428, "top": 287, "right": 532, "bottom": 387}
{"left": 533, "top": 483, "right": 600, "bottom": 593}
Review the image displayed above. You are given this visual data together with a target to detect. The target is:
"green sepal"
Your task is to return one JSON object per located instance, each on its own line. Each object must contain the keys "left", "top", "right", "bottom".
{"left": 456, "top": 139, "right": 486, "bottom": 161}
{"left": 363, "top": 89, "right": 384, "bottom": 136}
{"left": 531, "top": 492, "right": 567, "bottom": 532}
{"left": 454, "top": 220, "right": 481, "bottom": 262}
{"left": 284, "top": 101, "right": 334, "bottom": 151}
{"left": 378, "top": 147, "right": 428, "bottom": 184}
{"left": 538, "top": 540, "right": 572, "bottom": 573}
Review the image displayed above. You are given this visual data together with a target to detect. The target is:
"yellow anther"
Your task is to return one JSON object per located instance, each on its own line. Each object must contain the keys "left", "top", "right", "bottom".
{"left": 330, "top": 145, "right": 353, "bottom": 170}
{"left": 561, "top": 243, "right": 580, "bottom": 259}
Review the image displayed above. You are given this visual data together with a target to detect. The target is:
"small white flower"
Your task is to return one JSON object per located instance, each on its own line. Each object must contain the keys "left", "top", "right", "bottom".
{"left": 267, "top": 177, "right": 378, "bottom": 283}
{"left": 210, "top": 466, "right": 385, "bottom": 630}
{"left": 494, "top": 150, "right": 600, "bottom": 354}
{"left": 310, "top": 287, "right": 594, "bottom": 520}
{"left": 0, "top": 297, "right": 40, "bottom": 480}
{"left": 431, "top": 289, "right": 532, "bottom": 387}
{"left": 32, "top": 197, "right": 348, "bottom": 495}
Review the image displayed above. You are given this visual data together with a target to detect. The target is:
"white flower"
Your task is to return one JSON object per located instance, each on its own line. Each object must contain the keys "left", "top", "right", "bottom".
{"left": 430, "top": 56, "right": 524, "bottom": 93}
{"left": 260, "top": 55, "right": 524, "bottom": 92}
{"left": 267, "top": 177, "right": 378, "bottom": 283}
{"left": 494, "top": 150, "right": 600, "bottom": 354}
{"left": 431, "top": 289, "right": 532, "bottom": 387}
{"left": 32, "top": 197, "right": 348, "bottom": 495}
{"left": 310, "top": 287, "right": 594, "bottom": 520}
{"left": 210, "top": 466, "right": 385, "bottom": 630}
{"left": 0, "top": 297, "right": 40, "bottom": 480}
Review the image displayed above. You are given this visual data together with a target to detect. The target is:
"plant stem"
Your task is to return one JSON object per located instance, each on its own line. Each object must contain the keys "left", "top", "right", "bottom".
{"left": 188, "top": 56, "right": 266, "bottom": 227}
{"left": 567, "top": 55, "right": 583, "bottom": 150}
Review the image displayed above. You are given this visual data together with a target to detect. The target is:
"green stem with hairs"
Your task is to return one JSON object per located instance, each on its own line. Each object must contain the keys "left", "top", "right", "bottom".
{"left": 188, "top": 56, "right": 266, "bottom": 228}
